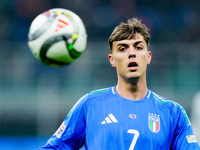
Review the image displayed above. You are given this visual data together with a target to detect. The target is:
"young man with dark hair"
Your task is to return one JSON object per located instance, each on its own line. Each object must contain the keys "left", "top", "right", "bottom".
{"left": 39, "top": 18, "right": 199, "bottom": 150}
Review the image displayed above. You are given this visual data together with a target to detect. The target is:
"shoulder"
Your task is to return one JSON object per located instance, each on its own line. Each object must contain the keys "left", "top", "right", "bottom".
{"left": 75, "top": 87, "right": 113, "bottom": 106}
{"left": 150, "top": 91, "right": 191, "bottom": 125}
{"left": 150, "top": 91, "right": 179, "bottom": 108}
{"left": 65, "top": 87, "right": 113, "bottom": 122}
{"left": 87, "top": 87, "right": 112, "bottom": 98}
{"left": 66, "top": 87, "right": 113, "bottom": 118}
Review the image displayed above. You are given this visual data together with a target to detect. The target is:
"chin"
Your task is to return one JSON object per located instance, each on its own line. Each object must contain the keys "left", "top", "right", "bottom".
{"left": 128, "top": 72, "right": 140, "bottom": 78}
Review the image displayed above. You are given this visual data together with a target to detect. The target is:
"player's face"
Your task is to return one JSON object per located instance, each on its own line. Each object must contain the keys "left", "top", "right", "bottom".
{"left": 108, "top": 33, "right": 152, "bottom": 81}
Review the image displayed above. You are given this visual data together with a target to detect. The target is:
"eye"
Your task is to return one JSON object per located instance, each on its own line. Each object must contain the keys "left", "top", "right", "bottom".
{"left": 136, "top": 46, "right": 143, "bottom": 50}
{"left": 118, "top": 46, "right": 126, "bottom": 52}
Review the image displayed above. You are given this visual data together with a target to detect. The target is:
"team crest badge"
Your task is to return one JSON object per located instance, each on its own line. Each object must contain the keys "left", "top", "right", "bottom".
{"left": 148, "top": 113, "right": 160, "bottom": 133}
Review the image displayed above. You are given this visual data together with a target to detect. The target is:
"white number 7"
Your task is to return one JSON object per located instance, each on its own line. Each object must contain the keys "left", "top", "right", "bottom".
{"left": 127, "top": 129, "right": 139, "bottom": 150}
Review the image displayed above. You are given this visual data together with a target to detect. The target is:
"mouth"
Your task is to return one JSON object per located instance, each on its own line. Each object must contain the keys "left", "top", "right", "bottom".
{"left": 128, "top": 62, "right": 138, "bottom": 71}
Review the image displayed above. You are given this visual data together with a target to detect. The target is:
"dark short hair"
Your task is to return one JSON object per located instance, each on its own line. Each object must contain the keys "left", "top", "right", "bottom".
{"left": 108, "top": 18, "right": 151, "bottom": 51}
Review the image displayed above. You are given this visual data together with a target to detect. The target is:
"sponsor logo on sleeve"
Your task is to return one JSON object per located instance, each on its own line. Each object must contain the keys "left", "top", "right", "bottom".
{"left": 54, "top": 122, "right": 66, "bottom": 138}
{"left": 186, "top": 135, "right": 198, "bottom": 143}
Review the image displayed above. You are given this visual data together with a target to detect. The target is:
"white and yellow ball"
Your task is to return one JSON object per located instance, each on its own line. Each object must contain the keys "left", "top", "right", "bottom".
{"left": 28, "top": 8, "right": 87, "bottom": 67}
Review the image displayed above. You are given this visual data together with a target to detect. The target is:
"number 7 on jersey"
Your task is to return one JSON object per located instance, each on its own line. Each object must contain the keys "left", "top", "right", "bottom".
{"left": 127, "top": 129, "right": 139, "bottom": 150}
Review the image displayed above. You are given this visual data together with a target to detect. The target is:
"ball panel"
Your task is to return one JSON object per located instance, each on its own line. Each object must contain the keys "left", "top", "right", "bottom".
{"left": 40, "top": 35, "right": 74, "bottom": 64}
{"left": 73, "top": 32, "right": 87, "bottom": 52}
{"left": 51, "top": 8, "right": 87, "bottom": 53}
{"left": 28, "top": 13, "right": 57, "bottom": 41}
{"left": 46, "top": 41, "right": 74, "bottom": 64}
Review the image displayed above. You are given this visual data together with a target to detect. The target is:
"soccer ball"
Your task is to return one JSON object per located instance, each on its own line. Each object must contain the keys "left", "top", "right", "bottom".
{"left": 28, "top": 8, "right": 87, "bottom": 67}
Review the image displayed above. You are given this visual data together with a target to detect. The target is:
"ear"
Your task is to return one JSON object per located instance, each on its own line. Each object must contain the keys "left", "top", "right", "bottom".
{"left": 147, "top": 51, "right": 152, "bottom": 64}
{"left": 108, "top": 54, "right": 116, "bottom": 67}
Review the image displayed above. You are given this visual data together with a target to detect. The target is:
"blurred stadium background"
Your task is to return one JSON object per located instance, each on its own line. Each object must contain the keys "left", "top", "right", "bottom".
{"left": 0, "top": 0, "right": 200, "bottom": 149}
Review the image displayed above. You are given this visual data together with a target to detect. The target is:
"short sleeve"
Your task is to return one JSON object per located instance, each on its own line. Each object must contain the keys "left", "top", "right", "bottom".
{"left": 171, "top": 104, "right": 199, "bottom": 150}
{"left": 39, "top": 95, "right": 88, "bottom": 150}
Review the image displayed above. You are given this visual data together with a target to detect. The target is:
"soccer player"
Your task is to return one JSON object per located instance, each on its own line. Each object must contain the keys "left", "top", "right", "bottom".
{"left": 39, "top": 18, "right": 200, "bottom": 149}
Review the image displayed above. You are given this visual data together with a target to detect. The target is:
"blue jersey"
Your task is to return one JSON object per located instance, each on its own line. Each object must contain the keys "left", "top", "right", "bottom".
{"left": 40, "top": 86, "right": 199, "bottom": 150}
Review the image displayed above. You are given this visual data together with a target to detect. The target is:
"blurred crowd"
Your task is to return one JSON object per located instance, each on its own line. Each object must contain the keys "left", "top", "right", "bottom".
{"left": 0, "top": 0, "right": 200, "bottom": 140}
{"left": 0, "top": 0, "right": 200, "bottom": 42}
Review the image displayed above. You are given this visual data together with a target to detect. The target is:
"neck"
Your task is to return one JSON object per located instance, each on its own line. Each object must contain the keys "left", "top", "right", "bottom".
{"left": 116, "top": 75, "right": 148, "bottom": 100}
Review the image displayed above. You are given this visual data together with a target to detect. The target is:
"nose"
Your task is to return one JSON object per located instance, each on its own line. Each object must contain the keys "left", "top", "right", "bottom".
{"left": 129, "top": 54, "right": 136, "bottom": 59}
{"left": 128, "top": 48, "right": 136, "bottom": 59}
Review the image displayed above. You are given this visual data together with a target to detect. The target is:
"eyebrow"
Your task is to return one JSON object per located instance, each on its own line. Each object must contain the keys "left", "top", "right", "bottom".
{"left": 117, "top": 41, "right": 144, "bottom": 47}
{"left": 117, "top": 43, "right": 128, "bottom": 47}
{"left": 134, "top": 41, "right": 145, "bottom": 47}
